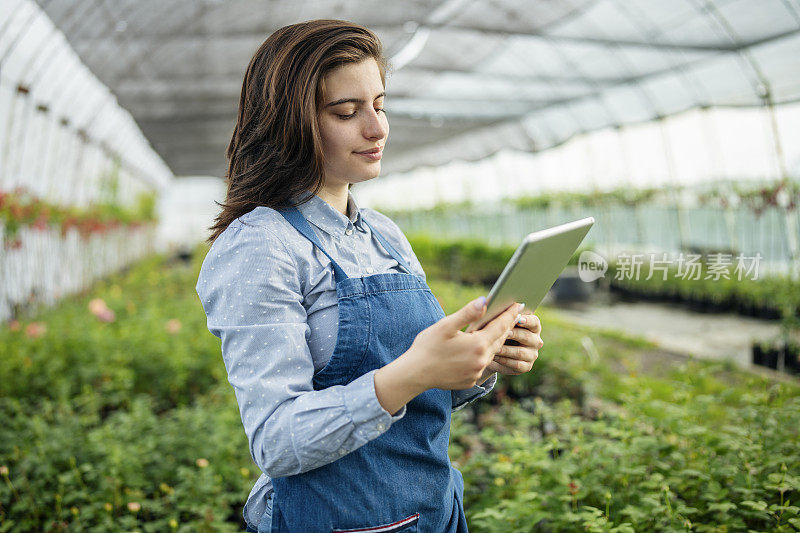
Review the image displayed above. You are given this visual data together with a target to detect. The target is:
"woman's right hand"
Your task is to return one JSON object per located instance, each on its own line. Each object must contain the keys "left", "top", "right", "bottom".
{"left": 404, "top": 297, "right": 525, "bottom": 391}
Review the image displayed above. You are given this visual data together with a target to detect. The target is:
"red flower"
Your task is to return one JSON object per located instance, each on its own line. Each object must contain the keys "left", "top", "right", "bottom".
{"left": 32, "top": 215, "right": 48, "bottom": 231}
{"left": 568, "top": 481, "right": 579, "bottom": 495}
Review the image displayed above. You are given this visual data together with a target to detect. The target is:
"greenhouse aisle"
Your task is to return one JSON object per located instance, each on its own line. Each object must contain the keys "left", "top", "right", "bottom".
{"left": 550, "top": 300, "right": 784, "bottom": 369}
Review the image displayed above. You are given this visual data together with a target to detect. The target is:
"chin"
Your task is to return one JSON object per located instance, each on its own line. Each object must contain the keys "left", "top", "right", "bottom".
{"left": 357, "top": 167, "right": 381, "bottom": 182}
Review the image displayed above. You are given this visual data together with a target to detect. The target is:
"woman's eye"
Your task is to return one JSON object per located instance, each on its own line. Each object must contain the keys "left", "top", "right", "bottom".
{"left": 336, "top": 109, "right": 385, "bottom": 120}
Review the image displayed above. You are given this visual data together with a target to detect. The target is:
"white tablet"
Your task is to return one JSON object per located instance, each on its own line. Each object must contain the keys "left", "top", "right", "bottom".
{"left": 465, "top": 217, "right": 595, "bottom": 333}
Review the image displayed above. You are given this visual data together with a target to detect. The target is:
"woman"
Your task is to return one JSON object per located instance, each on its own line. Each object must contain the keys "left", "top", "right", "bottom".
{"left": 196, "top": 19, "right": 543, "bottom": 533}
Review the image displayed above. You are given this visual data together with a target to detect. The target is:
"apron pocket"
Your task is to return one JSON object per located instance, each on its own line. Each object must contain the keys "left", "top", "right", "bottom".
{"left": 332, "top": 512, "right": 419, "bottom": 533}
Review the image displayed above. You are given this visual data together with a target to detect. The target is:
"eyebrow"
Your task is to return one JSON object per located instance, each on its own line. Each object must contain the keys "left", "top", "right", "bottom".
{"left": 325, "top": 92, "right": 385, "bottom": 108}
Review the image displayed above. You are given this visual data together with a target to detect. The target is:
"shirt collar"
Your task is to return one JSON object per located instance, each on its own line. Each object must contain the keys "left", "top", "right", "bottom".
{"left": 293, "top": 189, "right": 366, "bottom": 237}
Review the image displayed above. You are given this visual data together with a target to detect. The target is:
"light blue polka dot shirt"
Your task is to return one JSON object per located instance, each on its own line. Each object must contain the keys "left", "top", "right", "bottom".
{"left": 195, "top": 189, "right": 496, "bottom": 529}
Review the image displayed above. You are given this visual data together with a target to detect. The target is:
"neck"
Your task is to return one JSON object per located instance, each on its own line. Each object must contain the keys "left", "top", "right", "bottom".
{"left": 316, "top": 183, "right": 350, "bottom": 217}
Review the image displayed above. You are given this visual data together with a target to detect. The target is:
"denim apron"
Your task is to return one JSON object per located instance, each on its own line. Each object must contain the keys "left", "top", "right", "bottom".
{"left": 255, "top": 206, "right": 469, "bottom": 533}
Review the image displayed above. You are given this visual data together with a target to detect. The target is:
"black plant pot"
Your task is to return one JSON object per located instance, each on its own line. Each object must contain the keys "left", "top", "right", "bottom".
{"left": 752, "top": 343, "right": 764, "bottom": 366}
{"left": 763, "top": 347, "right": 779, "bottom": 369}
{"left": 738, "top": 301, "right": 756, "bottom": 317}
{"left": 755, "top": 305, "right": 781, "bottom": 320}
{"left": 688, "top": 295, "right": 708, "bottom": 313}
{"left": 784, "top": 345, "right": 800, "bottom": 374}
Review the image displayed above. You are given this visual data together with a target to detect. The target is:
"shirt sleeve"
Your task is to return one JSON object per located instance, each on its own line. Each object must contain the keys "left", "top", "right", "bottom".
{"left": 451, "top": 373, "right": 497, "bottom": 411}
{"left": 195, "top": 220, "right": 406, "bottom": 479}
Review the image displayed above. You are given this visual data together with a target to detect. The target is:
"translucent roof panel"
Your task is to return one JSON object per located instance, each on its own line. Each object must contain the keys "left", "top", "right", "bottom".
{"left": 25, "top": 0, "right": 800, "bottom": 177}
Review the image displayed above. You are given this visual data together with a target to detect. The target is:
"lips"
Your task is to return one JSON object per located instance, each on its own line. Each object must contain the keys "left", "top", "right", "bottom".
{"left": 355, "top": 147, "right": 382, "bottom": 154}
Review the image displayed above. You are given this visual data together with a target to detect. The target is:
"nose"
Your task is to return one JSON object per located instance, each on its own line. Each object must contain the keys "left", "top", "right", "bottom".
{"left": 363, "top": 107, "right": 388, "bottom": 141}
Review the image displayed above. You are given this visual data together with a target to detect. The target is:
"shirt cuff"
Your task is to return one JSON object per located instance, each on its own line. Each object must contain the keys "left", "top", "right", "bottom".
{"left": 452, "top": 372, "right": 497, "bottom": 412}
{"left": 342, "top": 369, "right": 407, "bottom": 441}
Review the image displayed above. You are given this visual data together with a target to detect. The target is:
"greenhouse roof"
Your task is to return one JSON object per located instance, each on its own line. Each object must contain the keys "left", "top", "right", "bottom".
{"left": 27, "top": 0, "right": 800, "bottom": 177}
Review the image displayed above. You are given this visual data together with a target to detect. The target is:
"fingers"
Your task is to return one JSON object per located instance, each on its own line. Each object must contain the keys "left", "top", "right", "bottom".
{"left": 503, "top": 328, "right": 544, "bottom": 351}
{"left": 440, "top": 296, "right": 487, "bottom": 334}
{"left": 478, "top": 301, "right": 524, "bottom": 345}
{"left": 493, "top": 327, "right": 542, "bottom": 375}
{"left": 517, "top": 313, "right": 541, "bottom": 334}
{"left": 493, "top": 353, "right": 537, "bottom": 374}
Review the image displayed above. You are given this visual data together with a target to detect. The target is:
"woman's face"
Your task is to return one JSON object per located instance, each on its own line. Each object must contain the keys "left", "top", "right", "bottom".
{"left": 317, "top": 58, "right": 389, "bottom": 189}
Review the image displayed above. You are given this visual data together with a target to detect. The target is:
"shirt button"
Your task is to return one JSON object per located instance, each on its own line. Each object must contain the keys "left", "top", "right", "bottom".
{"left": 376, "top": 423, "right": 385, "bottom": 431}
{"left": 366, "top": 267, "right": 375, "bottom": 274}
{"left": 338, "top": 448, "right": 347, "bottom": 456}
{"left": 345, "top": 228, "right": 353, "bottom": 236}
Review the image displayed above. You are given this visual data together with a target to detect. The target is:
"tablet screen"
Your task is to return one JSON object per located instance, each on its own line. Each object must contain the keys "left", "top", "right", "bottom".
{"left": 466, "top": 217, "right": 594, "bottom": 333}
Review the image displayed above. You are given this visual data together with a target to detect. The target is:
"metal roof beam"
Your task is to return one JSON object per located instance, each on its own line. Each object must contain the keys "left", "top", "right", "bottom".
{"left": 60, "top": 24, "right": 798, "bottom": 54}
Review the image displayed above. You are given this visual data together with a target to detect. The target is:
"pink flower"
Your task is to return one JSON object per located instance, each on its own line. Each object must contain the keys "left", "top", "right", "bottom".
{"left": 97, "top": 308, "right": 116, "bottom": 323}
{"left": 89, "top": 298, "right": 115, "bottom": 322}
{"left": 165, "top": 319, "right": 182, "bottom": 334}
{"left": 89, "top": 298, "right": 108, "bottom": 315}
{"left": 8, "top": 320, "right": 20, "bottom": 332}
{"left": 25, "top": 322, "right": 46, "bottom": 338}
{"left": 196, "top": 458, "right": 209, "bottom": 468}
{"left": 127, "top": 501, "right": 141, "bottom": 512}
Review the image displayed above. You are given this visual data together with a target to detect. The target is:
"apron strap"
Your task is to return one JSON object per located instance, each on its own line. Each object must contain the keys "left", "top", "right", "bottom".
{"left": 277, "top": 206, "right": 349, "bottom": 284}
{"left": 360, "top": 216, "right": 415, "bottom": 276}
{"left": 277, "top": 205, "right": 416, "bottom": 281}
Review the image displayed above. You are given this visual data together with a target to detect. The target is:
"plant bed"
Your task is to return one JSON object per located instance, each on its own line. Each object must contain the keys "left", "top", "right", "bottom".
{"left": 3, "top": 243, "right": 799, "bottom": 532}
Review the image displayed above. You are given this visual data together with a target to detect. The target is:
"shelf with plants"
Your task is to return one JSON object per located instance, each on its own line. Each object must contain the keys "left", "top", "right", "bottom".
{"left": 608, "top": 259, "right": 800, "bottom": 374}
{"left": 0, "top": 186, "right": 161, "bottom": 323}
{"left": 0, "top": 186, "right": 157, "bottom": 248}
{"left": 406, "top": 232, "right": 800, "bottom": 374}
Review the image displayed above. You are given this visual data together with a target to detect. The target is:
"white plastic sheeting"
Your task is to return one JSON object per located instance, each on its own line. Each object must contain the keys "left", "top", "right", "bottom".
{"left": 0, "top": 0, "right": 172, "bottom": 321}
{"left": 0, "top": 225, "right": 156, "bottom": 322}
{"left": 357, "top": 102, "right": 800, "bottom": 209}
{"left": 0, "top": 0, "right": 172, "bottom": 205}
{"left": 155, "top": 176, "right": 226, "bottom": 252}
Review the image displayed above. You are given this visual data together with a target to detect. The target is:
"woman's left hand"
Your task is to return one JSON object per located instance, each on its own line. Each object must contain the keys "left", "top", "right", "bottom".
{"left": 480, "top": 312, "right": 543, "bottom": 381}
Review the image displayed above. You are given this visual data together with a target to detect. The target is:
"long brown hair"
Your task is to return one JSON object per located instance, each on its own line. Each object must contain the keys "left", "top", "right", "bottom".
{"left": 206, "top": 19, "right": 389, "bottom": 243}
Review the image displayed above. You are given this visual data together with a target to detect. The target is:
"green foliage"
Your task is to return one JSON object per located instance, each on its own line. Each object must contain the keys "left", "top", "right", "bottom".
{"left": 0, "top": 246, "right": 255, "bottom": 531}
{"left": 513, "top": 187, "right": 661, "bottom": 210}
{"left": 409, "top": 234, "right": 517, "bottom": 286}
{"left": 453, "top": 393, "right": 800, "bottom": 532}
{"left": 1, "top": 244, "right": 798, "bottom": 531}
{"left": 408, "top": 234, "right": 591, "bottom": 287}
{"left": 431, "top": 281, "right": 800, "bottom": 532}
{"left": 379, "top": 187, "right": 665, "bottom": 217}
